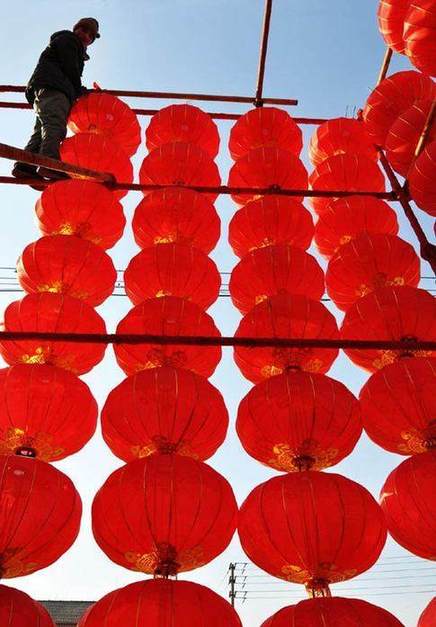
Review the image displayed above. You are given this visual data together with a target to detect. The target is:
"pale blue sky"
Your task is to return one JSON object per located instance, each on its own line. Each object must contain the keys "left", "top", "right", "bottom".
{"left": 0, "top": 2, "right": 434, "bottom": 626}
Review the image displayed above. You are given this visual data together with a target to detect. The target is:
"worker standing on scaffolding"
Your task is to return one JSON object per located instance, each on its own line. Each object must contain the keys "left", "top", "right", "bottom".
{"left": 12, "top": 17, "right": 100, "bottom": 182}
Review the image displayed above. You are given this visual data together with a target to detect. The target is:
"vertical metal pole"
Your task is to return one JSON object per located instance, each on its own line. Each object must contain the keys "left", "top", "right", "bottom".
{"left": 377, "top": 47, "right": 393, "bottom": 85}
{"left": 378, "top": 150, "right": 436, "bottom": 274}
{"left": 254, "top": 0, "right": 273, "bottom": 106}
{"left": 228, "top": 562, "right": 236, "bottom": 607}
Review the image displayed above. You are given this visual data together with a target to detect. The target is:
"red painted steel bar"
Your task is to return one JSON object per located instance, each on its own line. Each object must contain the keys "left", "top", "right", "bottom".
{"left": 254, "top": 0, "right": 273, "bottom": 106}
{"left": 0, "top": 331, "right": 434, "bottom": 351}
{"left": 0, "top": 101, "right": 328, "bottom": 124}
{"left": 0, "top": 175, "right": 398, "bottom": 200}
{"left": 0, "top": 85, "right": 298, "bottom": 106}
{"left": 0, "top": 142, "right": 114, "bottom": 182}
{"left": 378, "top": 150, "right": 436, "bottom": 273}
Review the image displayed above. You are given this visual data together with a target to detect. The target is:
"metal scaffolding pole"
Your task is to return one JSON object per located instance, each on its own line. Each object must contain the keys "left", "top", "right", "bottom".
{"left": 0, "top": 84, "right": 298, "bottom": 107}
{"left": 0, "top": 331, "right": 434, "bottom": 351}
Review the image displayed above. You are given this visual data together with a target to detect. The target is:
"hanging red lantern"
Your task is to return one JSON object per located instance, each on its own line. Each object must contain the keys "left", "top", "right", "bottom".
{"left": 101, "top": 366, "right": 228, "bottom": 462}
{"left": 234, "top": 293, "right": 339, "bottom": 383}
{"left": 0, "top": 585, "right": 55, "bottom": 626}
{"left": 228, "top": 147, "right": 308, "bottom": 206}
{"left": 404, "top": 1, "right": 436, "bottom": 77}
{"left": 409, "top": 140, "right": 436, "bottom": 217}
{"left": 261, "top": 597, "right": 404, "bottom": 627}
{"left": 419, "top": 597, "right": 436, "bottom": 627}
{"left": 0, "top": 454, "right": 81, "bottom": 577}
{"left": 139, "top": 143, "right": 221, "bottom": 202}
{"left": 309, "top": 154, "right": 386, "bottom": 216}
{"left": 60, "top": 134, "right": 133, "bottom": 200}
{"left": 228, "top": 107, "right": 303, "bottom": 160}
{"left": 326, "top": 233, "right": 420, "bottom": 311}
{"left": 363, "top": 71, "right": 435, "bottom": 145}
{"left": 238, "top": 471, "right": 387, "bottom": 594}
{"left": 92, "top": 455, "right": 237, "bottom": 575}
{"left": 78, "top": 579, "right": 242, "bottom": 627}
{"left": 17, "top": 235, "right": 117, "bottom": 307}
{"left": 229, "top": 244, "right": 325, "bottom": 314}
{"left": 309, "top": 118, "right": 377, "bottom": 167}
{"left": 132, "top": 188, "right": 220, "bottom": 253}
{"left": 35, "top": 180, "right": 125, "bottom": 250}
{"left": 0, "top": 364, "right": 97, "bottom": 461}
{"left": 341, "top": 286, "right": 436, "bottom": 372}
{"left": 314, "top": 195, "right": 399, "bottom": 258}
{"left": 229, "top": 196, "right": 314, "bottom": 258}
{"left": 0, "top": 293, "right": 107, "bottom": 375}
{"left": 114, "top": 295, "right": 221, "bottom": 377}
{"left": 68, "top": 92, "right": 141, "bottom": 156}
{"left": 380, "top": 450, "right": 436, "bottom": 560}
{"left": 124, "top": 243, "right": 221, "bottom": 309}
{"left": 377, "top": 0, "right": 409, "bottom": 53}
{"left": 359, "top": 357, "right": 436, "bottom": 455}
{"left": 386, "top": 101, "right": 436, "bottom": 178}
{"left": 146, "top": 104, "right": 220, "bottom": 158}
{"left": 236, "top": 370, "right": 361, "bottom": 471}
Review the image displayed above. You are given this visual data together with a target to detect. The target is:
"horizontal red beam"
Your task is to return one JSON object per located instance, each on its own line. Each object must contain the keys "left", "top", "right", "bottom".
{"left": 0, "top": 176, "right": 398, "bottom": 201}
{"left": 0, "top": 331, "right": 434, "bottom": 351}
{"left": 0, "top": 101, "right": 328, "bottom": 124}
{"left": 0, "top": 85, "right": 298, "bottom": 107}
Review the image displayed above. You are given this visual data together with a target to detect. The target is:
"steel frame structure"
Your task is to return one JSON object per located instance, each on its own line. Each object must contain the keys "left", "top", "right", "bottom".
{"left": 0, "top": 0, "right": 434, "bottom": 352}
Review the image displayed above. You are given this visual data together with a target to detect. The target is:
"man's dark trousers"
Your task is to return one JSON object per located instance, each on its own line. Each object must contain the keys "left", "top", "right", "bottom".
{"left": 25, "top": 87, "right": 71, "bottom": 160}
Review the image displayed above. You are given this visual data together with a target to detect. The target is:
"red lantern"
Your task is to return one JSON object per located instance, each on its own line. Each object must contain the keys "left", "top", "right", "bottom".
{"left": 124, "top": 243, "right": 221, "bottom": 309}
{"left": 360, "top": 358, "right": 436, "bottom": 455}
{"left": 0, "top": 585, "right": 55, "bottom": 626}
{"left": 92, "top": 455, "right": 237, "bottom": 575}
{"left": 229, "top": 244, "right": 325, "bottom": 314}
{"left": 78, "top": 579, "right": 242, "bottom": 627}
{"left": 326, "top": 233, "right": 420, "bottom": 311}
{"left": 386, "top": 101, "right": 436, "bottom": 178}
{"left": 363, "top": 70, "right": 435, "bottom": 145}
{"left": 341, "top": 287, "right": 436, "bottom": 372}
{"left": 234, "top": 293, "right": 339, "bottom": 383}
{"left": 17, "top": 235, "right": 117, "bottom": 307}
{"left": 0, "top": 364, "right": 97, "bottom": 461}
{"left": 114, "top": 296, "right": 221, "bottom": 377}
{"left": 419, "top": 597, "right": 436, "bottom": 627}
{"left": 409, "top": 140, "right": 436, "bottom": 217}
{"left": 377, "top": 0, "right": 409, "bottom": 53}
{"left": 228, "top": 147, "right": 308, "bottom": 206}
{"left": 309, "top": 118, "right": 377, "bottom": 167}
{"left": 229, "top": 196, "right": 314, "bottom": 258}
{"left": 68, "top": 92, "right": 141, "bottom": 156}
{"left": 0, "top": 454, "right": 81, "bottom": 577}
{"left": 0, "top": 293, "right": 107, "bottom": 375}
{"left": 132, "top": 188, "right": 220, "bottom": 253}
{"left": 60, "top": 134, "right": 133, "bottom": 199}
{"left": 228, "top": 108, "right": 303, "bottom": 160}
{"left": 139, "top": 143, "right": 221, "bottom": 202}
{"left": 404, "top": 1, "right": 436, "bottom": 77}
{"left": 380, "top": 450, "right": 436, "bottom": 560}
{"left": 309, "top": 154, "right": 386, "bottom": 216}
{"left": 236, "top": 370, "right": 361, "bottom": 471}
{"left": 262, "top": 597, "right": 404, "bottom": 627}
{"left": 314, "top": 195, "right": 399, "bottom": 258}
{"left": 146, "top": 104, "right": 220, "bottom": 158}
{"left": 101, "top": 366, "right": 228, "bottom": 462}
{"left": 35, "top": 180, "right": 125, "bottom": 250}
{"left": 238, "top": 471, "right": 387, "bottom": 593}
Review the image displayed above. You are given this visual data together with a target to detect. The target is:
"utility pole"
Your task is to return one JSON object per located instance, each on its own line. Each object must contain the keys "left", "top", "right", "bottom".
{"left": 228, "top": 562, "right": 236, "bottom": 607}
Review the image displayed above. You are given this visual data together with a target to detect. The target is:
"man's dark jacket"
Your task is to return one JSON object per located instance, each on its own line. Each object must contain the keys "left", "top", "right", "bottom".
{"left": 26, "top": 30, "right": 88, "bottom": 105}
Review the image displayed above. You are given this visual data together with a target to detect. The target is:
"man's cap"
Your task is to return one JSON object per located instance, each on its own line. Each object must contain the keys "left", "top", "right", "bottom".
{"left": 73, "top": 17, "right": 100, "bottom": 39}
